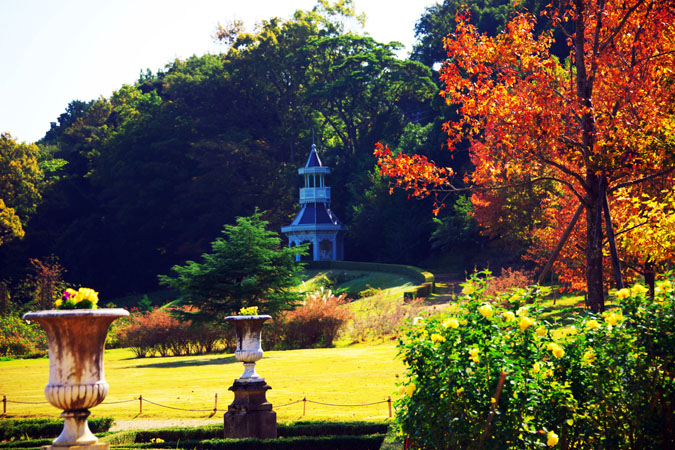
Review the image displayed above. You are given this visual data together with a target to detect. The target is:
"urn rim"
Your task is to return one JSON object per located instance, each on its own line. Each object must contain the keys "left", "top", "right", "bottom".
{"left": 224, "top": 315, "right": 272, "bottom": 321}
{"left": 23, "top": 308, "right": 130, "bottom": 321}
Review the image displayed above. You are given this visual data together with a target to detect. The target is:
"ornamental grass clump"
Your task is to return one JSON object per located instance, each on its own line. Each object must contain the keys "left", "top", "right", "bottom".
{"left": 396, "top": 270, "right": 675, "bottom": 449}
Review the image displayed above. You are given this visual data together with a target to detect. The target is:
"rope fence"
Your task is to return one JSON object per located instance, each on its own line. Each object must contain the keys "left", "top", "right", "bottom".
{"left": 2, "top": 394, "right": 394, "bottom": 418}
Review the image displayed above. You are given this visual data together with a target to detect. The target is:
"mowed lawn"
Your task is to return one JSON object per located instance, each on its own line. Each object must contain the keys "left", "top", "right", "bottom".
{"left": 0, "top": 343, "right": 403, "bottom": 422}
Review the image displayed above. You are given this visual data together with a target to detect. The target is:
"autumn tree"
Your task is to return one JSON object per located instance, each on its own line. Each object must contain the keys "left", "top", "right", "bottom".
{"left": 376, "top": 0, "right": 675, "bottom": 312}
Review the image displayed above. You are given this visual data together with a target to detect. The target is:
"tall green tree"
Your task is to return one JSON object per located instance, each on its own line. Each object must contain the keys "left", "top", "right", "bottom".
{"left": 0, "top": 133, "right": 43, "bottom": 246}
{"left": 159, "top": 211, "right": 306, "bottom": 322}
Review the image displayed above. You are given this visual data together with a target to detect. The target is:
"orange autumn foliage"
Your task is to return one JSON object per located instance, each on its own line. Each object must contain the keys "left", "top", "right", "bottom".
{"left": 376, "top": 0, "right": 675, "bottom": 310}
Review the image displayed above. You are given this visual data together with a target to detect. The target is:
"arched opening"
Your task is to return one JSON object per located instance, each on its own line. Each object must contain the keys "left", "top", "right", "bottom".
{"left": 299, "top": 240, "right": 313, "bottom": 261}
{"left": 319, "top": 239, "right": 333, "bottom": 260}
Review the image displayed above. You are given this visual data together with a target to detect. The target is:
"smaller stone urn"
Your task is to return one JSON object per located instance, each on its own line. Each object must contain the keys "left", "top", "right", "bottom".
{"left": 23, "top": 309, "right": 129, "bottom": 450}
{"left": 223, "top": 314, "right": 277, "bottom": 439}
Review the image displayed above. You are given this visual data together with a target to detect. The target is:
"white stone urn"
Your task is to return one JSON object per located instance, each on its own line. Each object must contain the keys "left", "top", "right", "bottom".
{"left": 224, "top": 315, "right": 271, "bottom": 381}
{"left": 23, "top": 309, "right": 129, "bottom": 449}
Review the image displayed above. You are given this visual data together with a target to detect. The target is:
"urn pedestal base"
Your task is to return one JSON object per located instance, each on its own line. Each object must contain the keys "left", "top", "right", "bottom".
{"left": 223, "top": 379, "right": 277, "bottom": 439}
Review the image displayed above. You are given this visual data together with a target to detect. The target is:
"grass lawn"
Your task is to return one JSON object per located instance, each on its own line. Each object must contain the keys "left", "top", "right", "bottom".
{"left": 0, "top": 343, "right": 403, "bottom": 422}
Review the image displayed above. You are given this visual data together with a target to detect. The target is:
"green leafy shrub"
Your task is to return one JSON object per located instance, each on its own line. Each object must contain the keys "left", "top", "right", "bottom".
{"left": 0, "top": 315, "right": 47, "bottom": 358}
{"left": 395, "top": 271, "right": 675, "bottom": 449}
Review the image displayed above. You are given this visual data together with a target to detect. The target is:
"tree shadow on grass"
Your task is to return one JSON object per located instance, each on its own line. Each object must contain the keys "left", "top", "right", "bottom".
{"left": 129, "top": 356, "right": 237, "bottom": 369}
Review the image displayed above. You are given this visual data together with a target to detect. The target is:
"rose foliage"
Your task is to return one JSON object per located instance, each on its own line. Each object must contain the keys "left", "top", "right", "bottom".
{"left": 396, "top": 271, "right": 674, "bottom": 449}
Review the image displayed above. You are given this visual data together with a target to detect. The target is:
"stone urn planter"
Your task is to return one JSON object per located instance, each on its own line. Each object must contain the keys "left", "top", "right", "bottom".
{"left": 223, "top": 314, "right": 276, "bottom": 439}
{"left": 23, "top": 309, "right": 129, "bottom": 449}
{"left": 226, "top": 314, "right": 272, "bottom": 380}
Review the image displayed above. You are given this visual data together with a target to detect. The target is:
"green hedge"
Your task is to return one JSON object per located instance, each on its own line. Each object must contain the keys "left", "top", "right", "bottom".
{"left": 109, "top": 434, "right": 384, "bottom": 449}
{"left": 307, "top": 260, "right": 434, "bottom": 299}
{"left": 0, "top": 417, "right": 114, "bottom": 441}
{"left": 102, "top": 421, "right": 387, "bottom": 444}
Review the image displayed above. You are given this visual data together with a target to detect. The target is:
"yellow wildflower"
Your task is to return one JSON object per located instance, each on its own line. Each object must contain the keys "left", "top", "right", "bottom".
{"left": 462, "top": 283, "right": 476, "bottom": 295}
{"left": 431, "top": 333, "right": 446, "bottom": 344}
{"left": 519, "top": 316, "right": 535, "bottom": 331}
{"left": 478, "top": 304, "right": 494, "bottom": 319}
{"left": 616, "top": 288, "right": 630, "bottom": 300}
{"left": 585, "top": 319, "right": 600, "bottom": 331}
{"left": 630, "top": 283, "right": 648, "bottom": 296}
{"left": 583, "top": 349, "right": 597, "bottom": 365}
{"left": 442, "top": 318, "right": 459, "bottom": 329}
{"left": 151, "top": 438, "right": 165, "bottom": 444}
{"left": 536, "top": 326, "right": 547, "bottom": 337}
{"left": 547, "top": 431, "right": 559, "bottom": 447}
{"left": 502, "top": 311, "right": 515, "bottom": 322}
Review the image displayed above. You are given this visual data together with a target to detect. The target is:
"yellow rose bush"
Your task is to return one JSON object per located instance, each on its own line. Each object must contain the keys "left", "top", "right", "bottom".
{"left": 395, "top": 271, "right": 675, "bottom": 449}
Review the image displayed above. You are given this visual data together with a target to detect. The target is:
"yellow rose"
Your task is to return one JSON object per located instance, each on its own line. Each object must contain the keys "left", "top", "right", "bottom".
{"left": 469, "top": 348, "right": 480, "bottom": 363}
{"left": 404, "top": 383, "right": 416, "bottom": 397}
{"left": 585, "top": 319, "right": 600, "bottom": 331}
{"left": 536, "top": 326, "right": 547, "bottom": 337}
{"left": 478, "top": 304, "right": 494, "bottom": 319}
{"left": 431, "top": 333, "right": 446, "bottom": 343}
{"left": 630, "top": 283, "right": 648, "bottom": 296}
{"left": 583, "top": 349, "right": 597, "bottom": 365}
{"left": 616, "top": 288, "right": 630, "bottom": 300}
{"left": 547, "top": 430, "right": 559, "bottom": 447}
{"left": 462, "top": 283, "right": 476, "bottom": 295}
{"left": 519, "top": 316, "right": 535, "bottom": 331}
{"left": 502, "top": 311, "right": 515, "bottom": 322}
{"left": 549, "top": 343, "right": 564, "bottom": 359}
{"left": 516, "top": 306, "right": 529, "bottom": 317}
{"left": 530, "top": 362, "right": 541, "bottom": 375}
{"left": 442, "top": 318, "right": 459, "bottom": 329}
{"left": 605, "top": 312, "right": 623, "bottom": 326}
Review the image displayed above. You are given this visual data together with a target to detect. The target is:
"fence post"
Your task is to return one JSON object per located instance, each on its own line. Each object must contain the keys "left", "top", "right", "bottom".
{"left": 387, "top": 396, "right": 392, "bottom": 418}
{"left": 2, "top": 395, "right": 6, "bottom": 414}
{"left": 302, "top": 397, "right": 306, "bottom": 416}
{"left": 214, "top": 393, "right": 218, "bottom": 413}
{"left": 139, "top": 394, "right": 143, "bottom": 414}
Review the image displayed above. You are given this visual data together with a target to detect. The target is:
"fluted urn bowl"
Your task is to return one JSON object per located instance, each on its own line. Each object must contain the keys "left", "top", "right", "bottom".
{"left": 23, "top": 309, "right": 128, "bottom": 448}
{"left": 224, "top": 315, "right": 271, "bottom": 380}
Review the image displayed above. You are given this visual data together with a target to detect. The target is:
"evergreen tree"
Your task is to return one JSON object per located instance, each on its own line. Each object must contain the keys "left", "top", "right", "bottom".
{"left": 159, "top": 211, "right": 306, "bottom": 322}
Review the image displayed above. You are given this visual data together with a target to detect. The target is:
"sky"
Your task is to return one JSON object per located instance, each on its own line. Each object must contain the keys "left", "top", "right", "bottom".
{"left": 0, "top": 0, "right": 437, "bottom": 144}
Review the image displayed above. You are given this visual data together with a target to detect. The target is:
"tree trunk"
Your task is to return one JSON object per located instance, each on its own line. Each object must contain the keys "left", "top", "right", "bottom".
{"left": 644, "top": 260, "right": 655, "bottom": 300}
{"left": 585, "top": 175, "right": 605, "bottom": 313}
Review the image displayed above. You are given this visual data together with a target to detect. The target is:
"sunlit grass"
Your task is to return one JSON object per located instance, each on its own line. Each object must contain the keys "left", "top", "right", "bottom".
{"left": 0, "top": 343, "right": 403, "bottom": 422}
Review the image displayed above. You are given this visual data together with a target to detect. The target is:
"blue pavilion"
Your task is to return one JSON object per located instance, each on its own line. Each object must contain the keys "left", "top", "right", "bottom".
{"left": 282, "top": 144, "right": 344, "bottom": 261}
